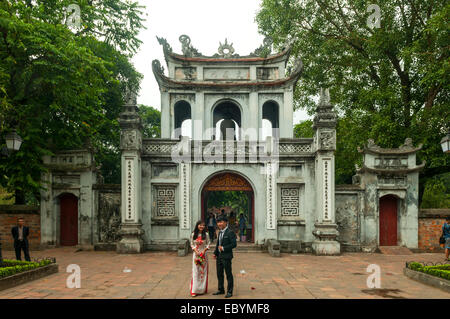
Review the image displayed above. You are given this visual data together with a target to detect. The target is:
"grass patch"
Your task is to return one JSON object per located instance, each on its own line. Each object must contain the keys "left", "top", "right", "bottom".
{"left": 407, "top": 262, "right": 450, "bottom": 280}
{"left": 0, "top": 259, "right": 54, "bottom": 279}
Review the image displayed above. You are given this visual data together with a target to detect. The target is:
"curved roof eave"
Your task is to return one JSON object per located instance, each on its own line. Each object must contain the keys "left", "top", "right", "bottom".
{"left": 152, "top": 58, "right": 303, "bottom": 90}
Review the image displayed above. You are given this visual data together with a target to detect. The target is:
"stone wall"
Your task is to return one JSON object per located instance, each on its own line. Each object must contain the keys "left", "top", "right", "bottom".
{"left": 335, "top": 185, "right": 364, "bottom": 252}
{"left": 0, "top": 206, "right": 41, "bottom": 250}
{"left": 93, "top": 184, "right": 121, "bottom": 250}
{"left": 418, "top": 209, "right": 450, "bottom": 252}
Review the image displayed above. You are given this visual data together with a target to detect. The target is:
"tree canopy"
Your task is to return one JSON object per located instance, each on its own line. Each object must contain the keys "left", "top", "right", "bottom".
{"left": 257, "top": 0, "right": 449, "bottom": 185}
{"left": 0, "top": 0, "right": 146, "bottom": 203}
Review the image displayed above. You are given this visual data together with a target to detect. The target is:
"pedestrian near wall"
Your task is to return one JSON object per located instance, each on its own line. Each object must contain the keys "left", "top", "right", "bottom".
{"left": 11, "top": 217, "right": 31, "bottom": 261}
{"left": 442, "top": 216, "right": 450, "bottom": 261}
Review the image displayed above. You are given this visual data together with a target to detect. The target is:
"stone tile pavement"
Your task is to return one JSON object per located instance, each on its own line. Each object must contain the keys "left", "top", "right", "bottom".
{"left": 0, "top": 248, "right": 448, "bottom": 299}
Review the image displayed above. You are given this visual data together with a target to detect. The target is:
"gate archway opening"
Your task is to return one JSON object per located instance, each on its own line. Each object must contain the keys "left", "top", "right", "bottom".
{"left": 201, "top": 172, "right": 254, "bottom": 243}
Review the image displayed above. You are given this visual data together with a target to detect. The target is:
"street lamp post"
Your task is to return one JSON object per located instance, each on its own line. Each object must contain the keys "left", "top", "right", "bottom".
{"left": 0, "top": 129, "right": 23, "bottom": 265}
{"left": 441, "top": 131, "right": 450, "bottom": 154}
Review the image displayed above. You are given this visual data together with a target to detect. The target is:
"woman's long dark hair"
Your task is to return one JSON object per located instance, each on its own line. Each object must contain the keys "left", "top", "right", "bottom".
{"left": 193, "top": 220, "right": 206, "bottom": 240}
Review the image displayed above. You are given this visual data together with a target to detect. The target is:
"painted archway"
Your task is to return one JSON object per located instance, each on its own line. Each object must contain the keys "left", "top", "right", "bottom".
{"left": 201, "top": 172, "right": 254, "bottom": 243}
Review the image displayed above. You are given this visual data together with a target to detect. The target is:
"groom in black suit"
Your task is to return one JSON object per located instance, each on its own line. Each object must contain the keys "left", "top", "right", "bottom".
{"left": 213, "top": 215, "right": 237, "bottom": 298}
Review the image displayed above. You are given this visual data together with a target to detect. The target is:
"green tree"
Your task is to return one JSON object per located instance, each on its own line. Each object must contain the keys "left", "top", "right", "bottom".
{"left": 257, "top": 0, "right": 449, "bottom": 185}
{"left": 139, "top": 105, "right": 161, "bottom": 138}
{"left": 0, "top": 0, "right": 145, "bottom": 202}
{"left": 293, "top": 120, "right": 314, "bottom": 138}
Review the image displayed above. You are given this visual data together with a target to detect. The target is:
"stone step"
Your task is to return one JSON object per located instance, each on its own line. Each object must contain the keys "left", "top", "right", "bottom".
{"left": 378, "top": 246, "right": 413, "bottom": 255}
{"left": 210, "top": 241, "right": 265, "bottom": 252}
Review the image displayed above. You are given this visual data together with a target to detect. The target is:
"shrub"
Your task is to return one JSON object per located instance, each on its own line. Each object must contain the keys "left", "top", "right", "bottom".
{"left": 0, "top": 259, "right": 53, "bottom": 278}
{"left": 407, "top": 262, "right": 450, "bottom": 280}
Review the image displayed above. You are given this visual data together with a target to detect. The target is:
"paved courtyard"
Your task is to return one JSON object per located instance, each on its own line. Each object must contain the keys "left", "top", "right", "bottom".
{"left": 0, "top": 248, "right": 448, "bottom": 299}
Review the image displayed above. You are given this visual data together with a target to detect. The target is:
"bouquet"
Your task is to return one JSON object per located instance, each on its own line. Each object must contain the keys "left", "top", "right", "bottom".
{"left": 194, "top": 252, "right": 206, "bottom": 266}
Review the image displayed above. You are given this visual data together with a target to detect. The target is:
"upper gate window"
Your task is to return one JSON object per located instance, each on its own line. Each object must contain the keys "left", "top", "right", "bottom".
{"left": 174, "top": 100, "right": 192, "bottom": 139}
{"left": 262, "top": 101, "right": 279, "bottom": 138}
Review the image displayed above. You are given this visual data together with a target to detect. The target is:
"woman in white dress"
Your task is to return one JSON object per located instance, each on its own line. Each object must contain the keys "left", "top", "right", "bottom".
{"left": 190, "top": 220, "right": 211, "bottom": 297}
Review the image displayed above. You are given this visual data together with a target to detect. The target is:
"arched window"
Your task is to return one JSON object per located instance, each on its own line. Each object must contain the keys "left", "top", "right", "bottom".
{"left": 213, "top": 101, "right": 241, "bottom": 141}
{"left": 262, "top": 101, "right": 279, "bottom": 138}
{"left": 174, "top": 100, "right": 191, "bottom": 139}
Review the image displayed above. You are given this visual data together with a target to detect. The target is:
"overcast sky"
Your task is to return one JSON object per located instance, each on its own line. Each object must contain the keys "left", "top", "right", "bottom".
{"left": 132, "top": 0, "right": 310, "bottom": 124}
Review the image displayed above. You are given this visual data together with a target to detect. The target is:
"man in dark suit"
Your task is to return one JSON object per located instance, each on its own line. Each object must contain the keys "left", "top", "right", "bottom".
{"left": 11, "top": 217, "right": 31, "bottom": 261}
{"left": 213, "top": 215, "right": 237, "bottom": 298}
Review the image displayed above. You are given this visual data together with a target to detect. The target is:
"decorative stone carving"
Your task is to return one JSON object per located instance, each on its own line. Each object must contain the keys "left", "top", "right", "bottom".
{"left": 156, "top": 36, "right": 172, "bottom": 55}
{"left": 278, "top": 143, "right": 312, "bottom": 153}
{"left": 313, "top": 88, "right": 336, "bottom": 130}
{"left": 320, "top": 131, "right": 335, "bottom": 150}
{"left": 143, "top": 143, "right": 176, "bottom": 155}
{"left": 216, "top": 38, "right": 237, "bottom": 58}
{"left": 155, "top": 186, "right": 176, "bottom": 217}
{"left": 179, "top": 35, "right": 202, "bottom": 57}
{"left": 152, "top": 59, "right": 165, "bottom": 75}
{"left": 203, "top": 172, "right": 252, "bottom": 192}
{"left": 121, "top": 131, "right": 137, "bottom": 149}
{"left": 280, "top": 187, "right": 300, "bottom": 217}
{"left": 319, "top": 88, "right": 330, "bottom": 105}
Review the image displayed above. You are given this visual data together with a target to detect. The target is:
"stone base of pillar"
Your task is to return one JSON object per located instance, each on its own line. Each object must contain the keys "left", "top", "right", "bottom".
{"left": 312, "top": 222, "right": 341, "bottom": 256}
{"left": 116, "top": 223, "right": 145, "bottom": 254}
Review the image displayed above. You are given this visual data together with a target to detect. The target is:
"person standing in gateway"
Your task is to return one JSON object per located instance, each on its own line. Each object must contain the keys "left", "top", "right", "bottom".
{"left": 213, "top": 215, "right": 236, "bottom": 298}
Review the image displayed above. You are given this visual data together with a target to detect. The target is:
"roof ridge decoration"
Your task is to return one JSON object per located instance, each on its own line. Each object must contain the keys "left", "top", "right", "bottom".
{"left": 179, "top": 35, "right": 202, "bottom": 57}
{"left": 357, "top": 138, "right": 423, "bottom": 154}
{"left": 156, "top": 34, "right": 294, "bottom": 61}
{"left": 214, "top": 38, "right": 238, "bottom": 58}
{"left": 156, "top": 36, "right": 172, "bottom": 55}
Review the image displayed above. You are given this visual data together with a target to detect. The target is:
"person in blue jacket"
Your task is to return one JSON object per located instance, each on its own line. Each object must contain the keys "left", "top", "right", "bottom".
{"left": 443, "top": 216, "right": 450, "bottom": 261}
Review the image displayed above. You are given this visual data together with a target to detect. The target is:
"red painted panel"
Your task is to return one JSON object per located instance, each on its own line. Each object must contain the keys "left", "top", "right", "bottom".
{"left": 379, "top": 195, "right": 398, "bottom": 246}
{"left": 60, "top": 194, "right": 78, "bottom": 246}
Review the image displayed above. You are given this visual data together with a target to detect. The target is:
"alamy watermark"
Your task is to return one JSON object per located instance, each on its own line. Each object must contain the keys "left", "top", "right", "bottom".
{"left": 366, "top": 264, "right": 381, "bottom": 288}
{"left": 367, "top": 4, "right": 381, "bottom": 29}
{"left": 63, "top": 4, "right": 81, "bottom": 29}
{"left": 66, "top": 264, "right": 81, "bottom": 288}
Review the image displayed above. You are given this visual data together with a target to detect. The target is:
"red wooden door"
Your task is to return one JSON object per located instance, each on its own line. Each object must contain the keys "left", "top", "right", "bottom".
{"left": 60, "top": 194, "right": 78, "bottom": 246}
{"left": 379, "top": 195, "right": 398, "bottom": 246}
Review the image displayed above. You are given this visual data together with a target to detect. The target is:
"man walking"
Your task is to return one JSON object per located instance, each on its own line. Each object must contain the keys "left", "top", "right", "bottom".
{"left": 213, "top": 215, "right": 237, "bottom": 298}
{"left": 11, "top": 217, "right": 31, "bottom": 261}
{"left": 206, "top": 212, "right": 217, "bottom": 241}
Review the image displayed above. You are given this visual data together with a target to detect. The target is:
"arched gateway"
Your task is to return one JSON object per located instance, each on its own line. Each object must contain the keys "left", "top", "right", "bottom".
{"left": 201, "top": 172, "right": 255, "bottom": 242}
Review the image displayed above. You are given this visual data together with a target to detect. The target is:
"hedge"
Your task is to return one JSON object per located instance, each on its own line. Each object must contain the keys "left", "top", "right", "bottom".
{"left": 407, "top": 262, "right": 450, "bottom": 280}
{"left": 0, "top": 259, "right": 53, "bottom": 279}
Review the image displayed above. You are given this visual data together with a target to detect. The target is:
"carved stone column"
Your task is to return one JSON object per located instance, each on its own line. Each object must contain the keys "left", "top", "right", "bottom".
{"left": 312, "top": 89, "right": 340, "bottom": 255}
{"left": 117, "top": 91, "right": 145, "bottom": 253}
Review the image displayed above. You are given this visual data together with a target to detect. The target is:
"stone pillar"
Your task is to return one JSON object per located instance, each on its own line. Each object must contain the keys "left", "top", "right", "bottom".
{"left": 161, "top": 92, "right": 170, "bottom": 138}
{"left": 248, "top": 92, "right": 259, "bottom": 141}
{"left": 282, "top": 89, "right": 294, "bottom": 138}
{"left": 117, "top": 91, "right": 145, "bottom": 253}
{"left": 312, "top": 89, "right": 340, "bottom": 255}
